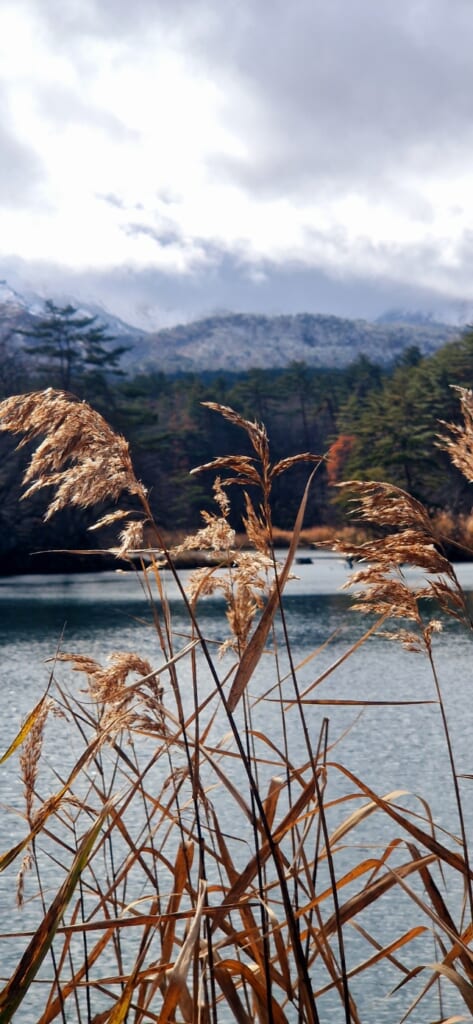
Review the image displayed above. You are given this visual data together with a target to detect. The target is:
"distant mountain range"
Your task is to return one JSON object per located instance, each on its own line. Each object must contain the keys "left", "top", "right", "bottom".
{"left": 134, "top": 312, "right": 463, "bottom": 372}
{"left": 0, "top": 280, "right": 464, "bottom": 374}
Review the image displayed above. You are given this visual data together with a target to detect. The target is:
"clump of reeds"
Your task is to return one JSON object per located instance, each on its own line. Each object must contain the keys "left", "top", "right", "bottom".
{"left": 1, "top": 387, "right": 473, "bottom": 1022}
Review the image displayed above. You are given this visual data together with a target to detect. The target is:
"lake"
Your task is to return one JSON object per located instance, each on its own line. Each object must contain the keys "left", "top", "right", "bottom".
{"left": 1, "top": 552, "right": 473, "bottom": 1022}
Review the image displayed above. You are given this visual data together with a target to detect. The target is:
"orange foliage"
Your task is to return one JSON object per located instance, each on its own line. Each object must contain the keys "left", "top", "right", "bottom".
{"left": 326, "top": 434, "right": 355, "bottom": 486}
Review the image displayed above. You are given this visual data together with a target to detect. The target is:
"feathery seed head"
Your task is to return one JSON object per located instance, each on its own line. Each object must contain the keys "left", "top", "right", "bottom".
{"left": 439, "top": 387, "right": 473, "bottom": 483}
{"left": 56, "top": 650, "right": 156, "bottom": 707}
{"left": 0, "top": 389, "right": 147, "bottom": 522}
{"left": 55, "top": 650, "right": 167, "bottom": 740}
{"left": 336, "top": 478, "right": 469, "bottom": 640}
{"left": 242, "top": 491, "right": 271, "bottom": 555}
{"left": 115, "top": 519, "right": 145, "bottom": 559}
{"left": 202, "top": 402, "right": 269, "bottom": 464}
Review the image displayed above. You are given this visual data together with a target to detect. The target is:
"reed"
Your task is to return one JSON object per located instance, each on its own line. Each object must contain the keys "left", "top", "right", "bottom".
{"left": 1, "top": 388, "right": 473, "bottom": 1022}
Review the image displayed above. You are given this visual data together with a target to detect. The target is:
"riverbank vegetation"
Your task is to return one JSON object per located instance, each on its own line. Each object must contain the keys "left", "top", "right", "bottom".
{"left": 2, "top": 305, "right": 473, "bottom": 571}
{"left": 1, "top": 388, "right": 473, "bottom": 1020}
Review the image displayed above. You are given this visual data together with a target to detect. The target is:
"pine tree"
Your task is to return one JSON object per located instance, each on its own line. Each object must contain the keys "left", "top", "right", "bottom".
{"left": 22, "top": 300, "right": 128, "bottom": 398}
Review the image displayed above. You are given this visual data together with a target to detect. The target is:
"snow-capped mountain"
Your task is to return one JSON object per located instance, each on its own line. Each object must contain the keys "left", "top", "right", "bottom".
{"left": 0, "top": 280, "right": 464, "bottom": 373}
{"left": 0, "top": 279, "right": 146, "bottom": 339}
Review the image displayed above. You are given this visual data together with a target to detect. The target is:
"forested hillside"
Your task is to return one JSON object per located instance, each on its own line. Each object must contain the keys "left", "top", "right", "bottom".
{"left": 1, "top": 301, "right": 473, "bottom": 572}
{"left": 125, "top": 312, "right": 460, "bottom": 372}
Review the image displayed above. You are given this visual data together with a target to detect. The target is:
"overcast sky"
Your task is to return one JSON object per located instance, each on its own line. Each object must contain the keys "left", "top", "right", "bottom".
{"left": 1, "top": 0, "right": 473, "bottom": 328}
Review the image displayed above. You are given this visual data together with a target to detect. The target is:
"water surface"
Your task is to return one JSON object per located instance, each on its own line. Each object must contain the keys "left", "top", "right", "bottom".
{"left": 1, "top": 553, "right": 473, "bottom": 1022}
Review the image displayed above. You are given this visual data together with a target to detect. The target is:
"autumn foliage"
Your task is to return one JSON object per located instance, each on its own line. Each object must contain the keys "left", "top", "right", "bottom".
{"left": 326, "top": 433, "right": 355, "bottom": 485}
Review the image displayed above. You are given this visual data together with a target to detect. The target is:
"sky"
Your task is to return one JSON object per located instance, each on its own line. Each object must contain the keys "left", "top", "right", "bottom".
{"left": 1, "top": 0, "right": 473, "bottom": 329}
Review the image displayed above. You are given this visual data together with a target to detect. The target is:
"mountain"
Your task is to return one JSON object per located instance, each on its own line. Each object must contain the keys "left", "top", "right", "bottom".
{"left": 0, "top": 280, "right": 34, "bottom": 311}
{"left": 0, "top": 278, "right": 146, "bottom": 347}
{"left": 0, "top": 282, "right": 463, "bottom": 374}
{"left": 126, "top": 312, "right": 461, "bottom": 373}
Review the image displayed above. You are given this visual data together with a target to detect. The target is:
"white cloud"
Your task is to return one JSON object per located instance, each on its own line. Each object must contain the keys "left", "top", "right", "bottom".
{"left": 1, "top": 0, "right": 473, "bottom": 322}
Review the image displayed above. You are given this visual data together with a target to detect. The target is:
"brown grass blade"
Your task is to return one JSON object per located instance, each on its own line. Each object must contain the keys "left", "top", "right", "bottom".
{"left": 294, "top": 699, "right": 437, "bottom": 706}
{"left": 161, "top": 841, "right": 195, "bottom": 966}
{"left": 211, "top": 775, "right": 316, "bottom": 932}
{"left": 199, "top": 747, "right": 255, "bottom": 824}
{"left": 430, "top": 1017, "right": 470, "bottom": 1023}
{"left": 213, "top": 959, "right": 289, "bottom": 1024}
{"left": 37, "top": 918, "right": 117, "bottom": 1023}
{"left": 320, "top": 853, "right": 437, "bottom": 937}
{"left": 315, "top": 927, "right": 427, "bottom": 998}
{"left": 262, "top": 900, "right": 294, "bottom": 998}
{"left": 383, "top": 867, "right": 473, "bottom": 970}
{"left": 349, "top": 916, "right": 412, "bottom": 976}
{"left": 421, "top": 963, "right": 473, "bottom": 1014}
{"left": 282, "top": 612, "right": 391, "bottom": 708}
{"left": 227, "top": 465, "right": 319, "bottom": 712}
{"left": 157, "top": 880, "right": 206, "bottom": 1024}
{"left": 328, "top": 790, "right": 409, "bottom": 848}
{"left": 206, "top": 804, "right": 269, "bottom": 974}
{"left": 331, "top": 762, "right": 473, "bottom": 880}
{"left": 213, "top": 961, "right": 255, "bottom": 1024}
{"left": 407, "top": 841, "right": 473, "bottom": 979}
{"left": 262, "top": 775, "right": 285, "bottom": 831}
{"left": 0, "top": 801, "right": 113, "bottom": 1022}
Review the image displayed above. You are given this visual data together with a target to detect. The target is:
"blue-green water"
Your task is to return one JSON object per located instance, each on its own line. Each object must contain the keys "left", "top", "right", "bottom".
{"left": 1, "top": 555, "right": 473, "bottom": 1022}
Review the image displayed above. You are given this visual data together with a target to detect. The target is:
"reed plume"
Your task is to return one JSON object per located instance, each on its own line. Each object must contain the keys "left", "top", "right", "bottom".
{"left": 439, "top": 385, "right": 473, "bottom": 482}
{"left": 0, "top": 388, "right": 146, "bottom": 524}
{"left": 335, "top": 479, "right": 470, "bottom": 644}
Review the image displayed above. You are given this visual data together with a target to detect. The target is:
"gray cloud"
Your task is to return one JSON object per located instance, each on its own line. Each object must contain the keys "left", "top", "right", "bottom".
{"left": 15, "top": 0, "right": 473, "bottom": 200}
{"left": 122, "top": 221, "right": 183, "bottom": 248}
{"left": 19, "top": 0, "right": 206, "bottom": 45}
{"left": 96, "top": 192, "right": 127, "bottom": 210}
{"left": 25, "top": 0, "right": 473, "bottom": 201}
{"left": 201, "top": 0, "right": 473, "bottom": 197}
{"left": 2, "top": 246, "right": 470, "bottom": 332}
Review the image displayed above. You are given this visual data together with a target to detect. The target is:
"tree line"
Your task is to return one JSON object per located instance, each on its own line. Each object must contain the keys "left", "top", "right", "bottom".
{"left": 1, "top": 300, "right": 473, "bottom": 571}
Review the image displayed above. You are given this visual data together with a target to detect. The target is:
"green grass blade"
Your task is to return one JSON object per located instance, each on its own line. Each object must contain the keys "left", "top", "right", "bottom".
{"left": 0, "top": 695, "right": 49, "bottom": 766}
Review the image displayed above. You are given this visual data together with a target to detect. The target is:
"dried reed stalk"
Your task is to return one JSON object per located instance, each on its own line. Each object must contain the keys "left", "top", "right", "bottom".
{"left": 2, "top": 388, "right": 473, "bottom": 1022}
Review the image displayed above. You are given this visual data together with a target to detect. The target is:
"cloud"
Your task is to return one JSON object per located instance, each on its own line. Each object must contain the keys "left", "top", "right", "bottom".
{"left": 25, "top": 1, "right": 473, "bottom": 251}
{"left": 123, "top": 222, "right": 183, "bottom": 249}
{"left": 2, "top": 246, "right": 469, "bottom": 334}
{"left": 1, "top": 0, "right": 473, "bottom": 321}
{"left": 9, "top": 0, "right": 473, "bottom": 203}
{"left": 35, "top": 81, "right": 138, "bottom": 142}
{"left": 0, "top": 89, "right": 43, "bottom": 207}
{"left": 96, "top": 192, "right": 127, "bottom": 210}
{"left": 198, "top": 0, "right": 473, "bottom": 199}
{"left": 14, "top": 0, "right": 211, "bottom": 60}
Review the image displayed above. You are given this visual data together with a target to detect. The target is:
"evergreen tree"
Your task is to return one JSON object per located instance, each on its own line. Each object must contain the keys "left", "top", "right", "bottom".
{"left": 22, "top": 300, "right": 128, "bottom": 398}
{"left": 337, "top": 341, "right": 473, "bottom": 509}
{"left": 0, "top": 324, "right": 28, "bottom": 397}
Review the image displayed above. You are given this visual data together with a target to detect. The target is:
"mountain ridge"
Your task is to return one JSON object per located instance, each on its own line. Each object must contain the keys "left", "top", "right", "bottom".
{"left": 0, "top": 281, "right": 463, "bottom": 374}
{"left": 127, "top": 310, "right": 462, "bottom": 373}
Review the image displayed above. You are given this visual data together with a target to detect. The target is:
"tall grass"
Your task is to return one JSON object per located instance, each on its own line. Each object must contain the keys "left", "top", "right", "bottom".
{"left": 1, "top": 388, "right": 473, "bottom": 1022}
